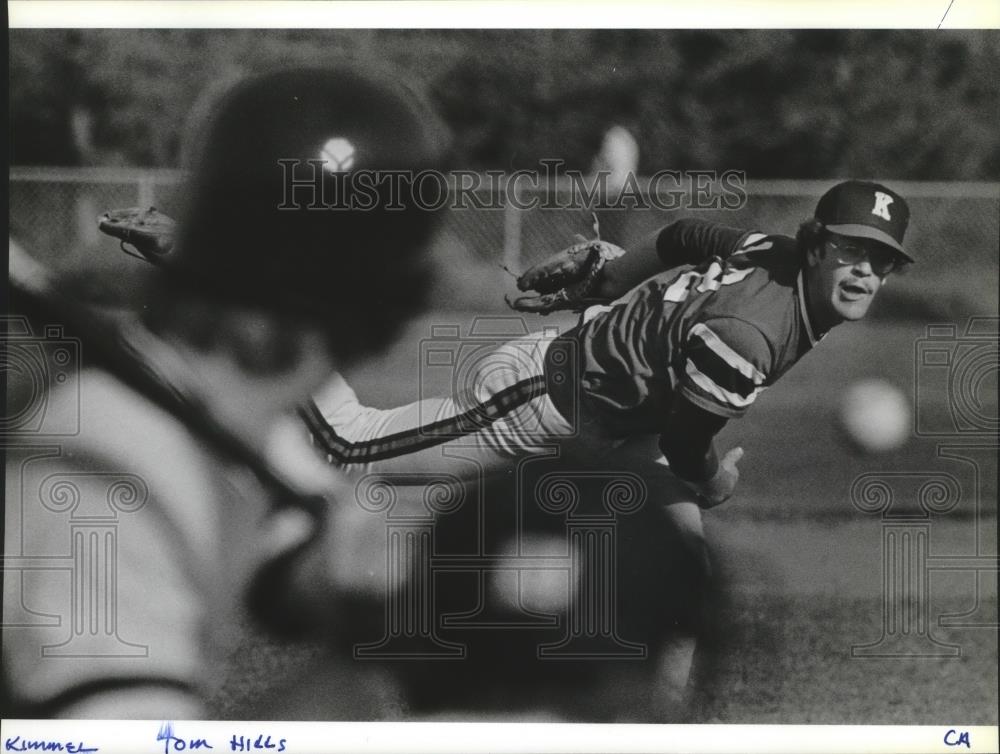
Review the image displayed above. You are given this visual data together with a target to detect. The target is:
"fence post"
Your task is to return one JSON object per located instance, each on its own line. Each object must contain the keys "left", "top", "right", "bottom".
{"left": 503, "top": 201, "right": 522, "bottom": 275}
{"left": 137, "top": 174, "right": 155, "bottom": 208}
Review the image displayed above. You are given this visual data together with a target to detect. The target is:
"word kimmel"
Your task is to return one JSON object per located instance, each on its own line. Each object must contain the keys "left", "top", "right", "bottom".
{"left": 4, "top": 738, "right": 96, "bottom": 753}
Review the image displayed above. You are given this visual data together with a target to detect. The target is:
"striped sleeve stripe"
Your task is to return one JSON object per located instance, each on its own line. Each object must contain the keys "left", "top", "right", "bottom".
{"left": 689, "top": 323, "right": 766, "bottom": 384}
{"left": 685, "top": 361, "right": 763, "bottom": 409}
{"left": 734, "top": 232, "right": 773, "bottom": 254}
{"left": 300, "top": 375, "right": 548, "bottom": 464}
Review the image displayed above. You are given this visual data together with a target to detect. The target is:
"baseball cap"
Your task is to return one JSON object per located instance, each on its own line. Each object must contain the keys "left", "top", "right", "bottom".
{"left": 815, "top": 180, "right": 913, "bottom": 263}
{"left": 169, "top": 67, "right": 453, "bottom": 361}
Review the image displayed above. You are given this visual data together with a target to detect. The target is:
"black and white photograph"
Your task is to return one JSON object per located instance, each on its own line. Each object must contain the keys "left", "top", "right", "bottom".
{"left": 3, "top": 3, "right": 998, "bottom": 751}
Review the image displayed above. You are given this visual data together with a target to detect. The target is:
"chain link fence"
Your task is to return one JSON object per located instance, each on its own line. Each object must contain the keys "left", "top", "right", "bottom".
{"left": 10, "top": 168, "right": 999, "bottom": 317}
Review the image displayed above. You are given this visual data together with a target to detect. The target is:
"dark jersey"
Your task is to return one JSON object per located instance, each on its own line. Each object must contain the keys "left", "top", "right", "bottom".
{"left": 544, "top": 218, "right": 823, "bottom": 437}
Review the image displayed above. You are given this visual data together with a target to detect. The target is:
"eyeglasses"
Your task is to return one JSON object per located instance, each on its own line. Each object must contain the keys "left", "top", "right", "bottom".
{"left": 825, "top": 238, "right": 904, "bottom": 276}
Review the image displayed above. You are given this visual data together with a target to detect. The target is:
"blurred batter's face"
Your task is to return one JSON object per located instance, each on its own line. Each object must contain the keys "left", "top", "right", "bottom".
{"left": 804, "top": 234, "right": 904, "bottom": 331}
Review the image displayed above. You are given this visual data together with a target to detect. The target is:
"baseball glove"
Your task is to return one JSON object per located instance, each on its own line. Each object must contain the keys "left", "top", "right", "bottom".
{"left": 506, "top": 217, "right": 626, "bottom": 314}
{"left": 98, "top": 206, "right": 176, "bottom": 262}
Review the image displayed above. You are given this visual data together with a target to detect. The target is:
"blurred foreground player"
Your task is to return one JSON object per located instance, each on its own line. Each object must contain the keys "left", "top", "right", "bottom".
{"left": 303, "top": 180, "right": 914, "bottom": 710}
{"left": 3, "top": 67, "right": 449, "bottom": 718}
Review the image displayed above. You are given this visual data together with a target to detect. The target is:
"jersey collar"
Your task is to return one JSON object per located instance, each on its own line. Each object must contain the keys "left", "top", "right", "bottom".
{"left": 796, "top": 270, "right": 823, "bottom": 346}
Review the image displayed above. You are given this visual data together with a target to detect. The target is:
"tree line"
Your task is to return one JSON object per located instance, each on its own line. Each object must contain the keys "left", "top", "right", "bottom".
{"left": 10, "top": 29, "right": 999, "bottom": 179}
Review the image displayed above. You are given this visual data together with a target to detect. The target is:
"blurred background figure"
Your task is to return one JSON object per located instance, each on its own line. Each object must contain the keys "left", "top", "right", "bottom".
{"left": 592, "top": 124, "right": 640, "bottom": 191}
{"left": 590, "top": 121, "right": 640, "bottom": 246}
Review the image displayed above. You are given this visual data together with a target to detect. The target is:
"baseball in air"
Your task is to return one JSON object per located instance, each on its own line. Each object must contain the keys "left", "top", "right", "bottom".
{"left": 838, "top": 378, "right": 912, "bottom": 453}
{"left": 320, "top": 137, "right": 356, "bottom": 173}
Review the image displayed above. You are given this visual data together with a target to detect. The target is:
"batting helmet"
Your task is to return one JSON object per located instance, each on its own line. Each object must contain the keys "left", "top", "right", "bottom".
{"left": 169, "top": 67, "right": 452, "bottom": 360}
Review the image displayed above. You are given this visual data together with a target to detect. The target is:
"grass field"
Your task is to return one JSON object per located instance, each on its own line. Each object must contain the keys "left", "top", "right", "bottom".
{"left": 209, "top": 311, "right": 997, "bottom": 723}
